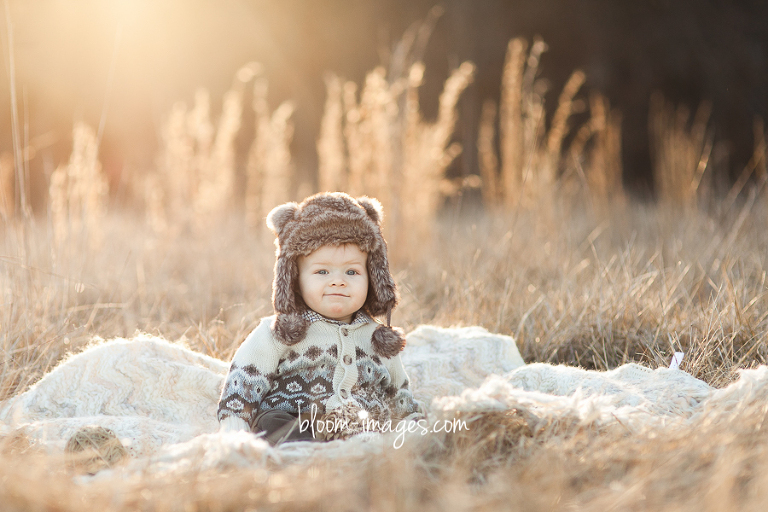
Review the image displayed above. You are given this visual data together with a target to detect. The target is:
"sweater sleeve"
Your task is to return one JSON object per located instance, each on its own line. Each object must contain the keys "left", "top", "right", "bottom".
{"left": 217, "top": 318, "right": 282, "bottom": 429}
{"left": 384, "top": 353, "right": 425, "bottom": 421}
{"left": 219, "top": 415, "right": 250, "bottom": 433}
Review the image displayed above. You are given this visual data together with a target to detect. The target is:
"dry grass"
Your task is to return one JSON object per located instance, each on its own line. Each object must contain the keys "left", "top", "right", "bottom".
{"left": 4, "top": 25, "right": 768, "bottom": 511}
{"left": 3, "top": 188, "right": 768, "bottom": 509}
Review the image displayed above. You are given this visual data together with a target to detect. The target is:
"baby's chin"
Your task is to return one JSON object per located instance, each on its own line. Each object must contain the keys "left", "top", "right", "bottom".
{"left": 317, "top": 304, "right": 357, "bottom": 318}
{"left": 323, "top": 306, "right": 351, "bottom": 317}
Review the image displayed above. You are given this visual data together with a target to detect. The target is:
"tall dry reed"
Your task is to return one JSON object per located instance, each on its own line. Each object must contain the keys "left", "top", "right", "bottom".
{"left": 755, "top": 118, "right": 767, "bottom": 182}
{"left": 499, "top": 37, "right": 530, "bottom": 209}
{"left": 192, "top": 67, "right": 252, "bottom": 228}
{"left": 649, "top": 93, "right": 712, "bottom": 209}
{"left": 722, "top": 117, "right": 768, "bottom": 213}
{"left": 568, "top": 92, "right": 625, "bottom": 211}
{"left": 156, "top": 89, "right": 210, "bottom": 232}
{"left": 155, "top": 64, "right": 264, "bottom": 232}
{"left": 489, "top": 37, "right": 587, "bottom": 209}
{"left": 400, "top": 61, "right": 474, "bottom": 244}
{"left": 341, "top": 80, "right": 373, "bottom": 198}
{"left": 317, "top": 59, "right": 474, "bottom": 250}
{"left": 0, "top": 152, "right": 14, "bottom": 222}
{"left": 541, "top": 69, "right": 586, "bottom": 184}
{"left": 48, "top": 122, "right": 108, "bottom": 253}
{"left": 478, "top": 99, "right": 500, "bottom": 206}
{"left": 342, "top": 66, "right": 400, "bottom": 234}
{"left": 245, "top": 75, "right": 295, "bottom": 228}
{"left": 157, "top": 96, "right": 199, "bottom": 227}
{"left": 317, "top": 73, "right": 347, "bottom": 194}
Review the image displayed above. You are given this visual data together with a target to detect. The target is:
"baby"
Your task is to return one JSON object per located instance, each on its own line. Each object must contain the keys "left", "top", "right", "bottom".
{"left": 217, "top": 192, "right": 422, "bottom": 444}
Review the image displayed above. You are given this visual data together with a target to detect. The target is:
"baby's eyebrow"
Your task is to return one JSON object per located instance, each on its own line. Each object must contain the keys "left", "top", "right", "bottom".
{"left": 311, "top": 256, "right": 365, "bottom": 264}
{"left": 308, "top": 260, "right": 365, "bottom": 266}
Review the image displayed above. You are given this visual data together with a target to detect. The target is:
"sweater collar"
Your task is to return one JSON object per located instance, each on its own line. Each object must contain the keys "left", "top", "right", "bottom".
{"left": 301, "top": 309, "right": 370, "bottom": 326}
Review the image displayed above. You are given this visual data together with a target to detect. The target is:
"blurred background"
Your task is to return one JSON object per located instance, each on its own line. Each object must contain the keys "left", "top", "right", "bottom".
{"left": 1, "top": 0, "right": 767, "bottom": 211}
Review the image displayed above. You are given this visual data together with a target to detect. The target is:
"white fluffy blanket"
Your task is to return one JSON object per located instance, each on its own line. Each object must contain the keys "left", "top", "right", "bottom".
{"left": 0, "top": 325, "right": 759, "bottom": 474}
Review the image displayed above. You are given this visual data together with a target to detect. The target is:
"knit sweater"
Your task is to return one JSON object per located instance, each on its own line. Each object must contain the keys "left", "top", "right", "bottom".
{"left": 217, "top": 313, "right": 421, "bottom": 432}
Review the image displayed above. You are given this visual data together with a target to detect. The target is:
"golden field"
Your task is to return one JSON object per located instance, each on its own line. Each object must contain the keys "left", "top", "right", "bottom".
{"left": 2, "top": 33, "right": 768, "bottom": 511}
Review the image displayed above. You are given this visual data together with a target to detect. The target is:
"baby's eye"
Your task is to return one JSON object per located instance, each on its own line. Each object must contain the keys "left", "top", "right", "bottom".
{"left": 316, "top": 269, "right": 329, "bottom": 275}
{"left": 346, "top": 269, "right": 360, "bottom": 275}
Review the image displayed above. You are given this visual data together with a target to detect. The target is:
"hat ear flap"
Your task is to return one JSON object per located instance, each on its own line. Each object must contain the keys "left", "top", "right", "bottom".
{"left": 272, "top": 256, "right": 299, "bottom": 314}
{"left": 365, "top": 247, "right": 397, "bottom": 316}
{"left": 266, "top": 202, "right": 299, "bottom": 235}
{"left": 356, "top": 197, "right": 383, "bottom": 225}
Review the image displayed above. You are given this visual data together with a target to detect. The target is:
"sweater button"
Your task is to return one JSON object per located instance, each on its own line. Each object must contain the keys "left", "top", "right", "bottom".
{"left": 341, "top": 327, "right": 349, "bottom": 336}
{"left": 340, "top": 389, "right": 349, "bottom": 399}
{"left": 343, "top": 355, "right": 353, "bottom": 365}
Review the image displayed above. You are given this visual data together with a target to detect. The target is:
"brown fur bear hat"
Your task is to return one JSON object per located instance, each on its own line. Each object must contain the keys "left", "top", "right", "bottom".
{"left": 266, "top": 192, "right": 405, "bottom": 356}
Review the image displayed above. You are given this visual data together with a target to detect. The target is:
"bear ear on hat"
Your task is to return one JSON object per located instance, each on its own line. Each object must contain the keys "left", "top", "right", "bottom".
{"left": 356, "top": 197, "right": 383, "bottom": 225}
{"left": 266, "top": 202, "right": 299, "bottom": 235}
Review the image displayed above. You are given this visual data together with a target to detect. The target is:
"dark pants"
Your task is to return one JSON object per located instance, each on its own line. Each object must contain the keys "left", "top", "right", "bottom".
{"left": 253, "top": 409, "right": 322, "bottom": 446}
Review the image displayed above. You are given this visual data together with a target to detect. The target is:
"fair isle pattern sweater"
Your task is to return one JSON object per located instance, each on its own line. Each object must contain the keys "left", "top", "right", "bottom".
{"left": 217, "top": 314, "right": 421, "bottom": 432}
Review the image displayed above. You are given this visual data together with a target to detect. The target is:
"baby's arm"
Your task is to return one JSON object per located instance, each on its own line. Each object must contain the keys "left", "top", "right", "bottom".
{"left": 217, "top": 319, "right": 282, "bottom": 432}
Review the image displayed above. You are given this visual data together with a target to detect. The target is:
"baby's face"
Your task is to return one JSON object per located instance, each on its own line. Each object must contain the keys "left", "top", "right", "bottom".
{"left": 297, "top": 244, "right": 368, "bottom": 323}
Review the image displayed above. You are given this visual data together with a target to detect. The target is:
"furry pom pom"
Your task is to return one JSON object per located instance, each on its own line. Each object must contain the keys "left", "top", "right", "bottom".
{"left": 272, "top": 313, "right": 310, "bottom": 345}
{"left": 371, "top": 325, "right": 406, "bottom": 358}
{"left": 266, "top": 203, "right": 299, "bottom": 235}
{"left": 356, "top": 197, "right": 383, "bottom": 225}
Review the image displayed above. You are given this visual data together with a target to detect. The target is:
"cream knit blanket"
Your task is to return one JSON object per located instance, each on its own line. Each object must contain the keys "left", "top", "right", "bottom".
{"left": 0, "top": 325, "right": 754, "bottom": 475}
